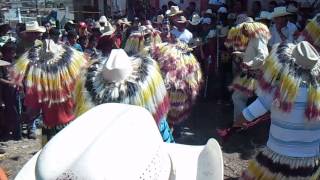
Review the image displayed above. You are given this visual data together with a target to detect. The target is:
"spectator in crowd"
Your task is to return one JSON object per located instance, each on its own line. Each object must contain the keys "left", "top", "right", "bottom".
{"left": 268, "top": 1, "right": 278, "bottom": 12}
{"left": 96, "top": 25, "right": 116, "bottom": 56}
{"left": 153, "top": 15, "right": 164, "bottom": 30}
{"left": 255, "top": 11, "right": 272, "bottom": 27}
{"left": 286, "top": 3, "right": 301, "bottom": 30}
{"left": 160, "top": 19, "right": 174, "bottom": 43}
{"left": 232, "top": 0, "right": 247, "bottom": 16}
{"left": 170, "top": 16, "right": 193, "bottom": 44}
{"left": 160, "top": 5, "right": 168, "bottom": 15}
{"left": 208, "top": 0, "right": 225, "bottom": 13}
{"left": 66, "top": 30, "right": 83, "bottom": 52}
{"left": 84, "top": 35, "right": 98, "bottom": 58}
{"left": 269, "top": 7, "right": 297, "bottom": 48}
{"left": 251, "top": 1, "right": 262, "bottom": 18}
{"left": 48, "top": 27, "right": 61, "bottom": 44}
{"left": 78, "top": 21, "right": 89, "bottom": 38}
{"left": 167, "top": 6, "right": 184, "bottom": 25}
{"left": 16, "top": 21, "right": 44, "bottom": 57}
{"left": 188, "top": 14, "right": 202, "bottom": 38}
{"left": 0, "top": 41, "right": 21, "bottom": 140}
{"left": 184, "top": 1, "right": 197, "bottom": 20}
{"left": 78, "top": 35, "right": 88, "bottom": 52}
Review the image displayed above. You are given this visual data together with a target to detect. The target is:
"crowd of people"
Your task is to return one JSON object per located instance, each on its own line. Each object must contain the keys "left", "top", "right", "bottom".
{"left": 0, "top": 0, "right": 320, "bottom": 179}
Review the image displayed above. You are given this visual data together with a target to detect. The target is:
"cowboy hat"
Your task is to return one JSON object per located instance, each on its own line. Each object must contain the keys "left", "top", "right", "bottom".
{"left": 235, "top": 14, "right": 253, "bottom": 25}
{"left": 292, "top": 41, "right": 320, "bottom": 70}
{"left": 255, "top": 11, "right": 271, "bottom": 21}
{"left": 217, "top": 7, "right": 227, "bottom": 14}
{"left": 189, "top": 14, "right": 202, "bottom": 25}
{"left": 16, "top": 103, "right": 224, "bottom": 180}
{"left": 120, "top": 18, "right": 131, "bottom": 25}
{"left": 22, "top": 21, "right": 46, "bottom": 33}
{"left": 287, "top": 4, "right": 298, "bottom": 13}
{"left": 0, "top": 60, "right": 10, "bottom": 66}
{"left": 99, "top": 15, "right": 108, "bottom": 24}
{"left": 154, "top": 14, "right": 164, "bottom": 24}
{"left": 176, "top": 16, "right": 188, "bottom": 24}
{"left": 101, "top": 21, "right": 115, "bottom": 36}
{"left": 271, "top": 6, "right": 291, "bottom": 19}
{"left": 102, "top": 49, "right": 133, "bottom": 82}
{"left": 205, "top": 9, "right": 213, "bottom": 15}
{"left": 168, "top": 6, "right": 183, "bottom": 17}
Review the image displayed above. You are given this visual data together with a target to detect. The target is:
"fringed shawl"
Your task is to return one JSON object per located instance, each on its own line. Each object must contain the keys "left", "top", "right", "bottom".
{"left": 259, "top": 42, "right": 320, "bottom": 121}
{"left": 300, "top": 14, "right": 320, "bottom": 52}
{"left": 12, "top": 44, "right": 87, "bottom": 105}
{"left": 225, "top": 22, "right": 271, "bottom": 51}
{"left": 74, "top": 55, "right": 170, "bottom": 126}
{"left": 151, "top": 42, "right": 203, "bottom": 124}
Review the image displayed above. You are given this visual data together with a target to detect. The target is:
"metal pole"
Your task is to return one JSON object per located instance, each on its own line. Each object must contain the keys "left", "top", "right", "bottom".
{"left": 36, "top": 0, "right": 39, "bottom": 16}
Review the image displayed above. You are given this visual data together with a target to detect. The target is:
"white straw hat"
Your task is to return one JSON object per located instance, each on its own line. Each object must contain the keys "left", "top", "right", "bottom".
{"left": 154, "top": 14, "right": 164, "bottom": 24}
{"left": 167, "top": 6, "right": 183, "bottom": 17}
{"left": 102, "top": 49, "right": 133, "bottom": 82}
{"left": 22, "top": 21, "right": 46, "bottom": 33}
{"left": 255, "top": 11, "right": 271, "bottom": 21}
{"left": 0, "top": 60, "right": 10, "bottom": 66}
{"left": 292, "top": 41, "right": 320, "bottom": 70}
{"left": 16, "top": 103, "right": 224, "bottom": 180}
{"left": 99, "top": 15, "right": 108, "bottom": 24}
{"left": 189, "top": 14, "right": 202, "bottom": 25}
{"left": 101, "top": 21, "right": 115, "bottom": 36}
{"left": 271, "top": 6, "right": 291, "bottom": 19}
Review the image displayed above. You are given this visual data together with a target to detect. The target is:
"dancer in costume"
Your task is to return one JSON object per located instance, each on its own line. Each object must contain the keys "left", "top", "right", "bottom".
{"left": 124, "top": 25, "right": 162, "bottom": 56}
{"left": 12, "top": 37, "right": 87, "bottom": 145}
{"left": 74, "top": 49, "right": 174, "bottom": 143}
{"left": 225, "top": 18, "right": 270, "bottom": 121}
{"left": 150, "top": 40, "right": 202, "bottom": 127}
{"left": 235, "top": 41, "right": 320, "bottom": 180}
{"left": 298, "top": 13, "right": 320, "bottom": 52}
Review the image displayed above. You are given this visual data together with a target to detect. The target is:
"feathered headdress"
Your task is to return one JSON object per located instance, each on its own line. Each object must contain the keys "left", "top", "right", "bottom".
{"left": 299, "top": 14, "right": 320, "bottom": 51}
{"left": 225, "top": 22, "right": 271, "bottom": 51}
{"left": 12, "top": 40, "right": 87, "bottom": 106}
{"left": 151, "top": 42, "right": 203, "bottom": 124}
{"left": 74, "top": 55, "right": 170, "bottom": 126}
{"left": 258, "top": 42, "right": 320, "bottom": 121}
{"left": 124, "top": 26, "right": 162, "bottom": 55}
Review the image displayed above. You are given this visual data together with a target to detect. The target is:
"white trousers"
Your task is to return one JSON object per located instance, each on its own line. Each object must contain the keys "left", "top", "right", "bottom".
{"left": 232, "top": 90, "right": 249, "bottom": 121}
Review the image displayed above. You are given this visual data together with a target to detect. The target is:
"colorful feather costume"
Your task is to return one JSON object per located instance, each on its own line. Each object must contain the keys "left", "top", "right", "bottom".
{"left": 225, "top": 22, "right": 270, "bottom": 51}
{"left": 299, "top": 14, "right": 320, "bottom": 52}
{"left": 258, "top": 42, "right": 320, "bottom": 121}
{"left": 12, "top": 41, "right": 87, "bottom": 106}
{"left": 226, "top": 22, "right": 271, "bottom": 95}
{"left": 124, "top": 28, "right": 162, "bottom": 56}
{"left": 150, "top": 42, "right": 203, "bottom": 124}
{"left": 74, "top": 55, "right": 174, "bottom": 142}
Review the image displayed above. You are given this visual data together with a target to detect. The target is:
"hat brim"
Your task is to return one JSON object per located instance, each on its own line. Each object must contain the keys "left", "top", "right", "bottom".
{"left": 189, "top": 20, "right": 201, "bottom": 26}
{"left": 101, "top": 29, "right": 116, "bottom": 37}
{"left": 21, "top": 27, "right": 46, "bottom": 33}
{"left": 0, "top": 60, "right": 11, "bottom": 66}
{"left": 176, "top": 20, "right": 187, "bottom": 24}
{"left": 15, "top": 151, "right": 41, "bottom": 180}
{"left": 272, "top": 12, "right": 291, "bottom": 19}
{"left": 163, "top": 139, "right": 224, "bottom": 180}
{"left": 168, "top": 11, "right": 183, "bottom": 17}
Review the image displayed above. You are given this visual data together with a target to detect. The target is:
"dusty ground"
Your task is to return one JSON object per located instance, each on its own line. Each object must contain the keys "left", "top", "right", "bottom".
{"left": 0, "top": 100, "right": 270, "bottom": 180}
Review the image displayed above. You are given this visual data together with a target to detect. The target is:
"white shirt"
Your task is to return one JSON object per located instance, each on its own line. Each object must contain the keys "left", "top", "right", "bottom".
{"left": 269, "top": 22, "right": 297, "bottom": 47}
{"left": 171, "top": 28, "right": 193, "bottom": 44}
{"left": 243, "top": 37, "right": 269, "bottom": 69}
{"left": 243, "top": 88, "right": 320, "bottom": 158}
